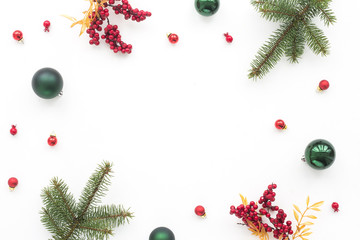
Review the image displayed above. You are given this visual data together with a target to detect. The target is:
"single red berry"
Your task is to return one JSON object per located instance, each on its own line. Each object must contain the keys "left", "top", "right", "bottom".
{"left": 43, "top": 20, "right": 51, "bottom": 32}
{"left": 168, "top": 33, "right": 179, "bottom": 44}
{"left": 318, "top": 80, "right": 330, "bottom": 91}
{"left": 272, "top": 184, "right": 277, "bottom": 189}
{"left": 224, "top": 33, "right": 233, "bottom": 43}
{"left": 13, "top": 30, "right": 23, "bottom": 41}
{"left": 8, "top": 177, "right": 18, "bottom": 190}
{"left": 331, "top": 202, "right": 339, "bottom": 212}
{"left": 195, "top": 205, "right": 206, "bottom": 217}
{"left": 10, "top": 125, "right": 17, "bottom": 135}
{"left": 275, "top": 119, "right": 287, "bottom": 130}
{"left": 48, "top": 134, "right": 57, "bottom": 146}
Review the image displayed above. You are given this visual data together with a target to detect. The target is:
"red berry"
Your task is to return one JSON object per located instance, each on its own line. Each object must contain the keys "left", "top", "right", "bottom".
{"left": 331, "top": 202, "right": 339, "bottom": 212}
{"left": 10, "top": 125, "right": 17, "bottom": 135}
{"left": 13, "top": 30, "right": 23, "bottom": 41}
{"left": 168, "top": 33, "right": 179, "bottom": 44}
{"left": 48, "top": 134, "right": 57, "bottom": 146}
{"left": 8, "top": 177, "right": 18, "bottom": 190}
{"left": 43, "top": 20, "right": 51, "bottom": 32}
{"left": 224, "top": 33, "right": 233, "bottom": 43}
{"left": 319, "top": 80, "right": 330, "bottom": 91}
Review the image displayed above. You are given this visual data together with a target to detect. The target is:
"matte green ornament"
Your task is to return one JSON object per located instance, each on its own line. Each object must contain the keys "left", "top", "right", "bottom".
{"left": 303, "top": 139, "right": 335, "bottom": 170}
{"left": 32, "top": 68, "right": 63, "bottom": 99}
{"left": 195, "top": 0, "right": 220, "bottom": 16}
{"left": 149, "top": 227, "right": 175, "bottom": 240}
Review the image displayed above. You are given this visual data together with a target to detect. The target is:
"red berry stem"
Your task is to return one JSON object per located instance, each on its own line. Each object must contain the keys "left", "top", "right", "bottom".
{"left": 85, "top": 0, "right": 151, "bottom": 54}
{"left": 230, "top": 184, "right": 293, "bottom": 240}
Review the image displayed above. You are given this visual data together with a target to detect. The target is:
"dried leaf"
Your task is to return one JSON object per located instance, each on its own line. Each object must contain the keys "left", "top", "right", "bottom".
{"left": 310, "top": 201, "right": 324, "bottom": 208}
{"left": 306, "top": 196, "right": 310, "bottom": 206}
{"left": 302, "top": 232, "right": 312, "bottom": 236}
{"left": 293, "top": 204, "right": 302, "bottom": 214}
{"left": 310, "top": 207, "right": 321, "bottom": 211}
{"left": 70, "top": 20, "right": 83, "bottom": 28}
{"left": 305, "top": 215, "right": 317, "bottom": 219}
{"left": 240, "top": 194, "right": 248, "bottom": 205}
{"left": 301, "top": 228, "right": 310, "bottom": 233}
{"left": 301, "top": 222, "right": 314, "bottom": 226}
{"left": 62, "top": 14, "right": 77, "bottom": 22}
{"left": 293, "top": 210, "right": 299, "bottom": 222}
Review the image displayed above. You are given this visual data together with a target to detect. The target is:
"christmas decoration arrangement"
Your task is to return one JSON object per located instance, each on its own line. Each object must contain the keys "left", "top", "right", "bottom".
{"left": 248, "top": 0, "right": 336, "bottom": 79}
{"left": 63, "top": 0, "right": 151, "bottom": 54}
{"left": 40, "top": 161, "right": 132, "bottom": 240}
{"left": 302, "top": 139, "right": 335, "bottom": 170}
{"left": 195, "top": 0, "right": 220, "bottom": 16}
{"left": 230, "top": 184, "right": 324, "bottom": 240}
{"left": 149, "top": 227, "right": 175, "bottom": 240}
{"left": 32, "top": 68, "right": 63, "bottom": 99}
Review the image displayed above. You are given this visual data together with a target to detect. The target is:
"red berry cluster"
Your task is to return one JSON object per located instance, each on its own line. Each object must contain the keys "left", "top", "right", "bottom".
{"left": 230, "top": 184, "right": 293, "bottom": 240}
{"left": 86, "top": 0, "right": 151, "bottom": 54}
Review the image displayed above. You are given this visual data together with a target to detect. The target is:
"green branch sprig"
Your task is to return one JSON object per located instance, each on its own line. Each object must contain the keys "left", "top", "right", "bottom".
{"left": 249, "top": 0, "right": 336, "bottom": 80}
{"left": 40, "top": 161, "right": 133, "bottom": 240}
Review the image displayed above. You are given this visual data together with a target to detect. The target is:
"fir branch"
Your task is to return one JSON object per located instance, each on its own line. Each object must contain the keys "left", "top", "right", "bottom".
{"left": 249, "top": 21, "right": 296, "bottom": 79}
{"left": 302, "top": 20, "right": 329, "bottom": 55}
{"left": 252, "top": 0, "right": 298, "bottom": 22}
{"left": 248, "top": 0, "right": 335, "bottom": 79}
{"left": 318, "top": 7, "right": 336, "bottom": 26}
{"left": 85, "top": 205, "right": 134, "bottom": 227}
{"left": 77, "top": 161, "right": 112, "bottom": 219}
{"left": 41, "top": 208, "right": 66, "bottom": 238}
{"left": 52, "top": 178, "right": 77, "bottom": 220}
{"left": 40, "top": 161, "right": 131, "bottom": 240}
{"left": 285, "top": 23, "right": 305, "bottom": 63}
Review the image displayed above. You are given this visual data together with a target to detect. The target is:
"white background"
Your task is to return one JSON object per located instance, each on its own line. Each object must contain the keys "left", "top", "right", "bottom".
{"left": 1, "top": 0, "right": 359, "bottom": 239}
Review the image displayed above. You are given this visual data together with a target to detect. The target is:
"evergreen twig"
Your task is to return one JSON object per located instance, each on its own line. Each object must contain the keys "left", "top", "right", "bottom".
{"left": 249, "top": 0, "right": 336, "bottom": 79}
{"left": 40, "top": 161, "right": 133, "bottom": 240}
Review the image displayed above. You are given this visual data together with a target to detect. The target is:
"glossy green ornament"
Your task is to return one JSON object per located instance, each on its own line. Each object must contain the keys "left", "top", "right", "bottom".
{"left": 149, "top": 227, "right": 175, "bottom": 240}
{"left": 32, "top": 68, "right": 63, "bottom": 99}
{"left": 304, "top": 139, "right": 335, "bottom": 170}
{"left": 195, "top": 0, "right": 220, "bottom": 16}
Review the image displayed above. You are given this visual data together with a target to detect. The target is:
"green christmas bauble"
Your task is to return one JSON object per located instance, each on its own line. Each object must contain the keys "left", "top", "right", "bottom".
{"left": 304, "top": 139, "right": 335, "bottom": 170}
{"left": 32, "top": 68, "right": 63, "bottom": 99}
{"left": 149, "top": 227, "right": 175, "bottom": 240}
{"left": 195, "top": 0, "right": 220, "bottom": 16}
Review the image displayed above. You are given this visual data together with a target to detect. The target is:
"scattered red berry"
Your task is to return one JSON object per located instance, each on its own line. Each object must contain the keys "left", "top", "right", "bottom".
{"left": 195, "top": 205, "right": 206, "bottom": 217}
{"left": 13, "top": 30, "right": 23, "bottom": 41}
{"left": 10, "top": 125, "right": 17, "bottom": 135}
{"left": 168, "top": 33, "right": 179, "bottom": 44}
{"left": 8, "top": 177, "right": 18, "bottom": 190}
{"left": 318, "top": 80, "right": 330, "bottom": 91}
{"left": 331, "top": 202, "right": 339, "bottom": 212}
{"left": 275, "top": 119, "right": 287, "bottom": 130}
{"left": 43, "top": 20, "right": 51, "bottom": 32}
{"left": 224, "top": 33, "right": 233, "bottom": 43}
{"left": 48, "top": 134, "right": 57, "bottom": 146}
